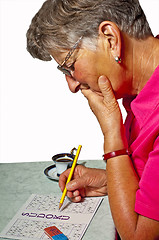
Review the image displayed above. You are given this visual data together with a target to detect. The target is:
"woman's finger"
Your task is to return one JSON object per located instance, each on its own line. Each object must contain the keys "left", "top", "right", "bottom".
{"left": 59, "top": 168, "right": 71, "bottom": 191}
{"left": 98, "top": 76, "right": 119, "bottom": 113}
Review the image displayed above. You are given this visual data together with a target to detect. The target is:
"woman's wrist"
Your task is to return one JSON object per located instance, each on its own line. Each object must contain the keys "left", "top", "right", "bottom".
{"left": 103, "top": 130, "right": 128, "bottom": 154}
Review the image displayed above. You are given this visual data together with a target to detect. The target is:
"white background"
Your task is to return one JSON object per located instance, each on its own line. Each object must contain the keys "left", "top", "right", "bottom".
{"left": 0, "top": 0, "right": 159, "bottom": 163}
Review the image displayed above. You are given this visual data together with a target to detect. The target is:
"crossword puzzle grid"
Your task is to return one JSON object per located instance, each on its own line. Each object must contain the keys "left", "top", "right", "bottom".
{"left": 5, "top": 219, "right": 86, "bottom": 240}
{"left": 26, "top": 195, "right": 97, "bottom": 214}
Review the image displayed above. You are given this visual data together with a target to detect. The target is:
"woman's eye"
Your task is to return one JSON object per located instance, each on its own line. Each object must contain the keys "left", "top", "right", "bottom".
{"left": 67, "top": 61, "right": 75, "bottom": 71}
{"left": 70, "top": 63, "right": 75, "bottom": 71}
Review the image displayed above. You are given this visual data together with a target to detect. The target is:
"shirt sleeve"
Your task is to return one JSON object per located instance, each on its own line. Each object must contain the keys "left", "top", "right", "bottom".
{"left": 135, "top": 135, "right": 159, "bottom": 221}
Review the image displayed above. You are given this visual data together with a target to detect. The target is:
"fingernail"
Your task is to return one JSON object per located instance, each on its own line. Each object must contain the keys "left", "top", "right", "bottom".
{"left": 66, "top": 182, "right": 71, "bottom": 188}
{"left": 73, "top": 191, "right": 78, "bottom": 197}
{"left": 99, "top": 76, "right": 107, "bottom": 84}
{"left": 66, "top": 182, "right": 73, "bottom": 189}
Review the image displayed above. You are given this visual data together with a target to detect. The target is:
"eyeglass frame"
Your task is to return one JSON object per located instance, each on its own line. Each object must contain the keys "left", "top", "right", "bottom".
{"left": 57, "top": 36, "right": 83, "bottom": 77}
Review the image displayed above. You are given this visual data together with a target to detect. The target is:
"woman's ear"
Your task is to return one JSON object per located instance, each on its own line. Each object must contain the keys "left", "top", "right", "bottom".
{"left": 98, "top": 21, "right": 121, "bottom": 60}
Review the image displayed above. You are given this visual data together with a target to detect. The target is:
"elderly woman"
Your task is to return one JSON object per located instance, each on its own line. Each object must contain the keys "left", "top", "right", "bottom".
{"left": 26, "top": 0, "right": 159, "bottom": 239}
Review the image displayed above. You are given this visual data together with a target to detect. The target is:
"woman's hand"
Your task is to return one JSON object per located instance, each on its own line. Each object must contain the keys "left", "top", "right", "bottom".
{"left": 81, "top": 76, "right": 127, "bottom": 152}
{"left": 59, "top": 165, "right": 107, "bottom": 202}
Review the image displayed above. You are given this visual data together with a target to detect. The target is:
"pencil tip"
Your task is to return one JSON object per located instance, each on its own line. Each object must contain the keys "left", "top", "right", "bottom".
{"left": 59, "top": 203, "right": 62, "bottom": 210}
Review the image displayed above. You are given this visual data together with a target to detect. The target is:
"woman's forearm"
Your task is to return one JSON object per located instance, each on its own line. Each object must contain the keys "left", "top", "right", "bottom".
{"left": 106, "top": 154, "right": 140, "bottom": 239}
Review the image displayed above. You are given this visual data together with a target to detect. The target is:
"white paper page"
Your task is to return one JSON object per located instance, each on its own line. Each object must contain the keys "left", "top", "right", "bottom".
{"left": 0, "top": 194, "right": 103, "bottom": 240}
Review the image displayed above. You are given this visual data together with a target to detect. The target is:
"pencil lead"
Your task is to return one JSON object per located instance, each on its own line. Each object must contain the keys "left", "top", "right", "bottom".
{"left": 59, "top": 203, "right": 62, "bottom": 210}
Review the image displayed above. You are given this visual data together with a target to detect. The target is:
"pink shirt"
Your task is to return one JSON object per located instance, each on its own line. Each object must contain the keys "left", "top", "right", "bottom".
{"left": 124, "top": 65, "right": 159, "bottom": 221}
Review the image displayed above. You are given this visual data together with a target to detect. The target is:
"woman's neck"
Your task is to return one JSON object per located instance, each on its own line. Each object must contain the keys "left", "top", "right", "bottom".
{"left": 131, "top": 36, "right": 159, "bottom": 95}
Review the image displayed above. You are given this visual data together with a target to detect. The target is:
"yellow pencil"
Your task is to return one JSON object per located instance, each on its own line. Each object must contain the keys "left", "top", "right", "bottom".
{"left": 59, "top": 145, "right": 82, "bottom": 209}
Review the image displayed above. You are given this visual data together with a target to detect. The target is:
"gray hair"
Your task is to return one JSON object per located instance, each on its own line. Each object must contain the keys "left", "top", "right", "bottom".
{"left": 26, "top": 0, "right": 152, "bottom": 61}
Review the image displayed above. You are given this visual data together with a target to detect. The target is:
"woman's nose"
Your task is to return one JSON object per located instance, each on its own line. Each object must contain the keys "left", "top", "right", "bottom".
{"left": 65, "top": 75, "right": 81, "bottom": 93}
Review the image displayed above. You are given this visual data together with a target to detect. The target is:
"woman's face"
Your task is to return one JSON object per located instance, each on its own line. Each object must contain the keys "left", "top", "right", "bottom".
{"left": 53, "top": 38, "right": 128, "bottom": 99}
{"left": 65, "top": 48, "right": 102, "bottom": 94}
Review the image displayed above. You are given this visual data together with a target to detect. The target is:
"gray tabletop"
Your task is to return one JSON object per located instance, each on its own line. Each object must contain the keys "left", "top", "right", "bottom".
{"left": 0, "top": 160, "right": 115, "bottom": 240}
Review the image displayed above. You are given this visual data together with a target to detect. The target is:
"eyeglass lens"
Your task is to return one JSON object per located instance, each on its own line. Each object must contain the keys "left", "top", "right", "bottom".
{"left": 57, "top": 65, "right": 72, "bottom": 77}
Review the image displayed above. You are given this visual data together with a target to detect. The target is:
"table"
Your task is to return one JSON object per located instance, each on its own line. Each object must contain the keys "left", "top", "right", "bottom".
{"left": 0, "top": 160, "right": 115, "bottom": 240}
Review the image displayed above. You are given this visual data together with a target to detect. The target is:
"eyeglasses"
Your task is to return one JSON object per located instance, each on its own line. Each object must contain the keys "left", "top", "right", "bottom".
{"left": 57, "top": 36, "right": 83, "bottom": 77}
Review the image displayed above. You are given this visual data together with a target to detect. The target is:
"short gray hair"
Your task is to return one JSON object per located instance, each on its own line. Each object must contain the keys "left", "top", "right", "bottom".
{"left": 26, "top": 0, "right": 152, "bottom": 61}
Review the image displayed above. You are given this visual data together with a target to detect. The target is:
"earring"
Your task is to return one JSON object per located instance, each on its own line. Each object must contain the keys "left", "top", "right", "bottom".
{"left": 115, "top": 56, "right": 121, "bottom": 64}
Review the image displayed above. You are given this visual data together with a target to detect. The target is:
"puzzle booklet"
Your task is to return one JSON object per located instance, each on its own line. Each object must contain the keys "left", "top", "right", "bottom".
{"left": 0, "top": 194, "right": 103, "bottom": 240}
